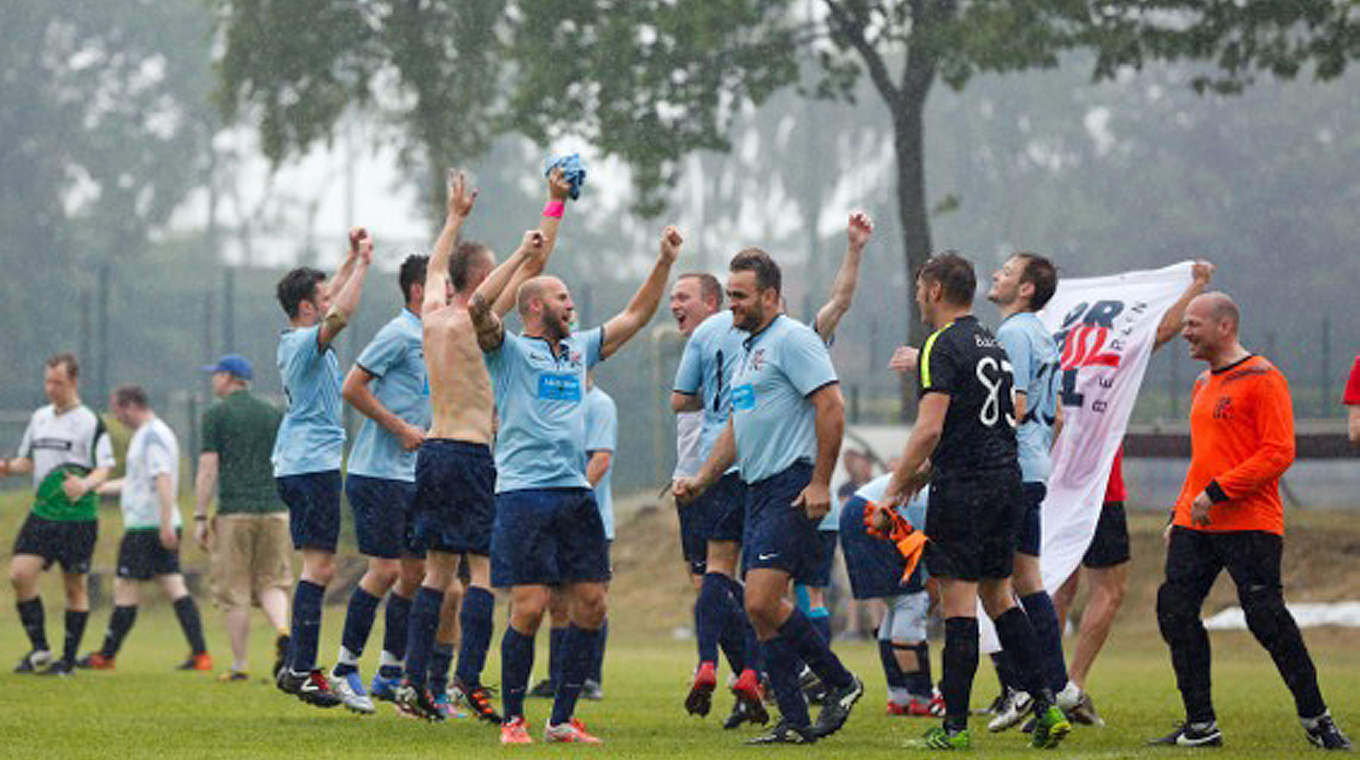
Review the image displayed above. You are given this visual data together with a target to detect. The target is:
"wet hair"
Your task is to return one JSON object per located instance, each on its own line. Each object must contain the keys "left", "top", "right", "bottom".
{"left": 729, "top": 248, "right": 782, "bottom": 295}
{"left": 450, "top": 240, "right": 493, "bottom": 293}
{"left": 45, "top": 353, "right": 79, "bottom": 380}
{"left": 1012, "top": 252, "right": 1057, "bottom": 311}
{"left": 276, "top": 267, "right": 326, "bottom": 318}
{"left": 679, "top": 272, "right": 723, "bottom": 308}
{"left": 399, "top": 254, "right": 429, "bottom": 302}
{"left": 916, "top": 251, "right": 976, "bottom": 307}
{"left": 112, "top": 384, "right": 149, "bottom": 409}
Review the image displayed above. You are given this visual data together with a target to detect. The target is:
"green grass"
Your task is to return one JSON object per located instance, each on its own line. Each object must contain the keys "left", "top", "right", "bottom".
{"left": 0, "top": 604, "right": 1355, "bottom": 759}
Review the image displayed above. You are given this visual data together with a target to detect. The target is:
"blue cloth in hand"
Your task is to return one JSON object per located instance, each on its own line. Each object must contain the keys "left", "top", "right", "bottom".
{"left": 545, "top": 153, "right": 587, "bottom": 200}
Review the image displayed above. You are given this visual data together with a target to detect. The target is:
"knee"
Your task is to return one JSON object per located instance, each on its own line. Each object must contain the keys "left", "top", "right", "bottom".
{"left": 510, "top": 604, "right": 545, "bottom": 634}
{"left": 305, "top": 559, "right": 336, "bottom": 586}
{"left": 1239, "top": 584, "right": 1289, "bottom": 643}
{"left": 1095, "top": 578, "right": 1127, "bottom": 610}
{"left": 573, "top": 590, "right": 608, "bottom": 628}
{"left": 1156, "top": 582, "right": 1199, "bottom": 639}
{"left": 367, "top": 561, "right": 401, "bottom": 589}
{"left": 65, "top": 579, "right": 90, "bottom": 609}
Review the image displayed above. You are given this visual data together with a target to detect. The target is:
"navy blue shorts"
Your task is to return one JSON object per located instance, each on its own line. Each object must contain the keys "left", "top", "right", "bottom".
{"left": 491, "top": 488, "right": 611, "bottom": 588}
{"left": 838, "top": 496, "right": 920, "bottom": 599}
{"left": 277, "top": 470, "right": 342, "bottom": 552}
{"left": 346, "top": 474, "right": 419, "bottom": 559}
{"left": 411, "top": 440, "right": 496, "bottom": 556}
{"left": 799, "top": 530, "right": 839, "bottom": 587}
{"left": 116, "top": 529, "right": 181, "bottom": 580}
{"left": 679, "top": 472, "right": 746, "bottom": 575}
{"left": 743, "top": 462, "right": 825, "bottom": 581}
{"left": 1017, "top": 481, "right": 1047, "bottom": 557}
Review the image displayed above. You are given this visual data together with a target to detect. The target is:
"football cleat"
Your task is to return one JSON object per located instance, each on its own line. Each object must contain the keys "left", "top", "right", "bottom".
{"left": 1304, "top": 713, "right": 1351, "bottom": 751}
{"left": 528, "top": 678, "right": 556, "bottom": 698}
{"left": 217, "top": 669, "right": 249, "bottom": 683}
{"left": 908, "top": 725, "right": 971, "bottom": 750}
{"left": 177, "top": 652, "right": 214, "bottom": 671}
{"left": 455, "top": 678, "right": 502, "bottom": 723}
{"left": 745, "top": 720, "right": 817, "bottom": 745}
{"left": 277, "top": 668, "right": 343, "bottom": 708}
{"left": 395, "top": 680, "right": 445, "bottom": 722}
{"left": 545, "top": 717, "right": 602, "bottom": 744}
{"left": 723, "top": 676, "right": 769, "bottom": 729}
{"left": 14, "top": 649, "right": 52, "bottom": 674}
{"left": 370, "top": 669, "right": 401, "bottom": 702}
{"left": 987, "top": 687, "right": 1033, "bottom": 732}
{"left": 76, "top": 652, "right": 115, "bottom": 670}
{"left": 272, "top": 634, "right": 290, "bottom": 681}
{"left": 500, "top": 716, "right": 533, "bottom": 744}
{"left": 331, "top": 670, "right": 376, "bottom": 714}
{"left": 1067, "top": 691, "right": 1105, "bottom": 727}
{"left": 1030, "top": 704, "right": 1072, "bottom": 749}
{"left": 810, "top": 673, "right": 863, "bottom": 739}
{"left": 887, "top": 697, "right": 936, "bottom": 717}
{"left": 1148, "top": 721, "right": 1223, "bottom": 747}
{"left": 37, "top": 659, "right": 75, "bottom": 677}
{"left": 798, "top": 664, "right": 829, "bottom": 706}
{"left": 685, "top": 661, "right": 717, "bottom": 717}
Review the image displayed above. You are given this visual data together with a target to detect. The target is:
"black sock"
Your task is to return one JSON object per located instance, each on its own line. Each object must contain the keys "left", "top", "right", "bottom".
{"left": 904, "top": 641, "right": 933, "bottom": 697}
{"left": 942, "top": 617, "right": 980, "bottom": 731}
{"left": 991, "top": 650, "right": 1017, "bottom": 692}
{"left": 173, "top": 596, "right": 207, "bottom": 654}
{"left": 17, "top": 598, "right": 48, "bottom": 652}
{"left": 63, "top": 610, "right": 90, "bottom": 666}
{"left": 878, "top": 640, "right": 907, "bottom": 690}
{"left": 777, "top": 608, "right": 853, "bottom": 690}
{"left": 993, "top": 606, "right": 1054, "bottom": 707}
{"left": 101, "top": 605, "right": 138, "bottom": 658}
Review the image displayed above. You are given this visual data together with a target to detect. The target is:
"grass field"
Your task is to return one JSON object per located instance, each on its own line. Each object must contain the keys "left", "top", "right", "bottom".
{"left": 0, "top": 604, "right": 1355, "bottom": 759}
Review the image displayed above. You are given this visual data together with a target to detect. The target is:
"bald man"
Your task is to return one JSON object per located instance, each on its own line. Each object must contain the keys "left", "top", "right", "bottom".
{"left": 1151, "top": 292, "right": 1349, "bottom": 750}
{"left": 482, "top": 226, "right": 682, "bottom": 744}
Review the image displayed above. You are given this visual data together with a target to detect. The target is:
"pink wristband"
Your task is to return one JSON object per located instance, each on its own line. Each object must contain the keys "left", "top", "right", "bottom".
{"left": 542, "top": 200, "right": 565, "bottom": 218}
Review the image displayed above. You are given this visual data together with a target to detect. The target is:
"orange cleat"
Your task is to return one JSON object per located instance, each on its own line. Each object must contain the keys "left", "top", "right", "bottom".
{"left": 545, "top": 717, "right": 602, "bottom": 744}
{"left": 76, "top": 652, "right": 115, "bottom": 670}
{"left": 501, "top": 716, "right": 533, "bottom": 744}
{"left": 177, "top": 652, "right": 214, "bottom": 671}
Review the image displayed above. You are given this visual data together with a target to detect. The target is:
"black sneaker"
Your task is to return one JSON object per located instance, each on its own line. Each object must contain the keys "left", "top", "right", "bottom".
{"left": 810, "top": 673, "right": 864, "bottom": 739}
{"left": 797, "top": 665, "right": 829, "bottom": 706}
{"left": 37, "top": 659, "right": 75, "bottom": 677}
{"left": 272, "top": 634, "right": 290, "bottom": 680}
{"left": 528, "top": 678, "right": 555, "bottom": 698}
{"left": 395, "top": 680, "right": 445, "bottom": 722}
{"left": 745, "top": 720, "right": 817, "bottom": 745}
{"left": 278, "top": 668, "right": 343, "bottom": 708}
{"left": 1304, "top": 713, "right": 1352, "bottom": 751}
{"left": 1148, "top": 721, "right": 1223, "bottom": 747}
{"left": 455, "top": 678, "right": 502, "bottom": 724}
{"left": 14, "top": 649, "right": 52, "bottom": 674}
{"left": 722, "top": 691, "right": 770, "bottom": 730}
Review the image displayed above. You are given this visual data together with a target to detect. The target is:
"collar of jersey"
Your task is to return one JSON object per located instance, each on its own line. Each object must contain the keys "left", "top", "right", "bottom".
{"left": 522, "top": 332, "right": 576, "bottom": 362}
{"left": 742, "top": 313, "right": 784, "bottom": 351}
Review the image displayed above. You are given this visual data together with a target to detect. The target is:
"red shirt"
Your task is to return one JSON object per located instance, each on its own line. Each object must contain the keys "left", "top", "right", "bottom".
{"left": 1104, "top": 447, "right": 1126, "bottom": 503}
{"left": 1344, "top": 356, "right": 1360, "bottom": 405}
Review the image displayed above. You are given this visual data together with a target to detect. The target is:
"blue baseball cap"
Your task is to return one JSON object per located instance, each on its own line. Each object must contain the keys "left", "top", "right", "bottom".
{"left": 200, "top": 354, "right": 254, "bottom": 380}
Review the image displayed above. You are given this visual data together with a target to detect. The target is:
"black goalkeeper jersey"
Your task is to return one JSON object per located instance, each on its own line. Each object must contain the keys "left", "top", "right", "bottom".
{"left": 916, "top": 315, "right": 1019, "bottom": 478}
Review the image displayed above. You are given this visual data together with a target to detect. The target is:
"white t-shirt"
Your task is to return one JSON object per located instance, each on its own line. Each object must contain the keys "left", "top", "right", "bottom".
{"left": 18, "top": 404, "right": 115, "bottom": 487}
{"left": 673, "top": 410, "right": 704, "bottom": 479}
{"left": 121, "top": 416, "right": 180, "bottom": 530}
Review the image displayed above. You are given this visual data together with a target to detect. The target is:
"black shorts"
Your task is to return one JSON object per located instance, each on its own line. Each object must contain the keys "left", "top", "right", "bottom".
{"left": 13, "top": 514, "right": 98, "bottom": 574}
{"left": 1017, "top": 482, "right": 1047, "bottom": 557}
{"left": 743, "top": 462, "right": 826, "bottom": 582}
{"left": 1082, "top": 501, "right": 1131, "bottom": 568}
{"left": 491, "top": 488, "right": 611, "bottom": 587}
{"left": 276, "top": 470, "right": 342, "bottom": 552}
{"left": 116, "top": 529, "right": 182, "bottom": 580}
{"left": 346, "top": 474, "right": 420, "bottom": 559}
{"left": 678, "top": 472, "right": 746, "bottom": 575}
{"left": 411, "top": 440, "right": 496, "bottom": 556}
{"left": 924, "top": 468, "right": 1024, "bottom": 582}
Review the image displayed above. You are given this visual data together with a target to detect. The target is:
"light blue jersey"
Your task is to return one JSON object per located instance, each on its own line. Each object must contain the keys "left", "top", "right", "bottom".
{"left": 487, "top": 327, "right": 604, "bottom": 493}
{"left": 347, "top": 310, "right": 430, "bottom": 482}
{"left": 672, "top": 310, "right": 746, "bottom": 462}
{"left": 996, "top": 311, "right": 1061, "bottom": 483}
{"left": 731, "top": 315, "right": 838, "bottom": 484}
{"left": 584, "top": 385, "right": 618, "bottom": 540}
{"left": 272, "top": 325, "right": 344, "bottom": 477}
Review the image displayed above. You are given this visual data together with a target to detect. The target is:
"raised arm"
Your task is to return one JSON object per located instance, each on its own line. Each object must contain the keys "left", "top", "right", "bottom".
{"left": 601, "top": 226, "right": 682, "bottom": 359}
{"left": 318, "top": 228, "right": 373, "bottom": 348}
{"left": 327, "top": 233, "right": 362, "bottom": 302}
{"left": 493, "top": 168, "right": 573, "bottom": 317}
{"left": 471, "top": 231, "right": 547, "bottom": 351}
{"left": 424, "top": 171, "right": 478, "bottom": 316}
{"left": 1155, "top": 259, "right": 1214, "bottom": 350}
{"left": 813, "top": 212, "right": 872, "bottom": 342}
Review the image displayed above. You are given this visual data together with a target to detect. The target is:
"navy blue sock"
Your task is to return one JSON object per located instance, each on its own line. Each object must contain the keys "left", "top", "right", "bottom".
{"left": 778, "top": 608, "right": 853, "bottom": 690}
{"left": 716, "top": 575, "right": 747, "bottom": 673}
{"left": 1020, "top": 591, "right": 1069, "bottom": 693}
{"left": 696, "top": 572, "right": 730, "bottom": 665}
{"left": 942, "top": 617, "right": 980, "bottom": 731}
{"left": 428, "top": 643, "right": 455, "bottom": 696}
{"left": 17, "top": 598, "right": 48, "bottom": 652}
{"left": 550, "top": 625, "right": 600, "bottom": 725}
{"left": 401, "top": 586, "right": 444, "bottom": 689}
{"left": 501, "top": 626, "right": 535, "bottom": 720}
{"left": 809, "top": 608, "right": 833, "bottom": 645}
{"left": 454, "top": 586, "right": 494, "bottom": 687}
{"left": 993, "top": 606, "right": 1054, "bottom": 707}
{"left": 334, "top": 587, "right": 380, "bottom": 676}
{"left": 878, "top": 639, "right": 907, "bottom": 689}
{"left": 744, "top": 621, "right": 764, "bottom": 673}
{"left": 548, "top": 626, "right": 568, "bottom": 690}
{"left": 289, "top": 580, "right": 324, "bottom": 673}
{"left": 761, "top": 635, "right": 811, "bottom": 727}
{"left": 101, "top": 605, "right": 138, "bottom": 658}
{"left": 906, "top": 642, "right": 933, "bottom": 697}
{"left": 380, "top": 591, "right": 412, "bottom": 676}
{"left": 590, "top": 619, "right": 608, "bottom": 683}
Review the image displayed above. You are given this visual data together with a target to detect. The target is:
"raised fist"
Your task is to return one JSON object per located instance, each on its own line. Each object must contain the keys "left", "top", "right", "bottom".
{"left": 848, "top": 211, "right": 873, "bottom": 250}
{"left": 660, "top": 226, "right": 683, "bottom": 263}
{"left": 521, "top": 230, "right": 547, "bottom": 262}
{"left": 547, "top": 167, "right": 571, "bottom": 201}
{"left": 446, "top": 169, "right": 478, "bottom": 220}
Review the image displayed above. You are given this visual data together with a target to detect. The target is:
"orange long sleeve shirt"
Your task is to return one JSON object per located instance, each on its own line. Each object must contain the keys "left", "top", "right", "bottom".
{"left": 1174, "top": 355, "right": 1295, "bottom": 535}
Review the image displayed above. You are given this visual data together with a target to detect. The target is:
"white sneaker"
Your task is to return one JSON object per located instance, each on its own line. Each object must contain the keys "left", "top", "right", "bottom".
{"left": 1055, "top": 681, "right": 1082, "bottom": 713}
{"left": 330, "top": 670, "right": 376, "bottom": 714}
{"left": 987, "top": 688, "right": 1033, "bottom": 732}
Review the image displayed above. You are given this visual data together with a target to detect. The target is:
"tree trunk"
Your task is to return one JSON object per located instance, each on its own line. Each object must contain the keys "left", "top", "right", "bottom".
{"left": 892, "top": 86, "right": 933, "bottom": 421}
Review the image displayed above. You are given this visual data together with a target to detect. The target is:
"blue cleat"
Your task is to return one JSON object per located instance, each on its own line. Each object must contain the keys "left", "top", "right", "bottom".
{"left": 370, "top": 670, "right": 402, "bottom": 702}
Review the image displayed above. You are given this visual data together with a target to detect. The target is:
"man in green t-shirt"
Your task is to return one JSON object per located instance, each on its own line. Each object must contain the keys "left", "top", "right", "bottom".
{"left": 1, "top": 353, "right": 115, "bottom": 675}
{"left": 192, "top": 354, "right": 293, "bottom": 681}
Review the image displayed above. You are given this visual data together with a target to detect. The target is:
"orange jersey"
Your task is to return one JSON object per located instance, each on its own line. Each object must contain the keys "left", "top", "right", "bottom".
{"left": 1174, "top": 355, "right": 1295, "bottom": 535}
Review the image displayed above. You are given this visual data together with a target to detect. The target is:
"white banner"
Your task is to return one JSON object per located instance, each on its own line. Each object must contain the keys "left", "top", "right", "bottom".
{"left": 980, "top": 261, "right": 1193, "bottom": 654}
